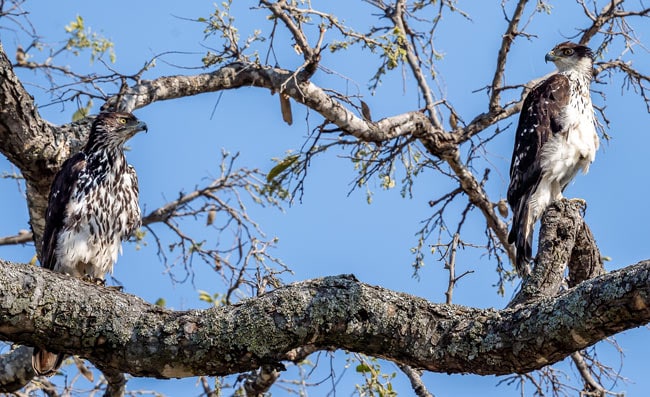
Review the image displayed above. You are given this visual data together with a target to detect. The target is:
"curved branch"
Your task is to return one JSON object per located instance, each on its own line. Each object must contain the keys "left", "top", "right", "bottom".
{"left": 0, "top": 43, "right": 59, "bottom": 246}
{"left": 109, "top": 62, "right": 453, "bottom": 147}
{"left": 0, "top": 257, "right": 649, "bottom": 379}
{"left": 0, "top": 43, "right": 55, "bottom": 178}
{"left": 0, "top": 43, "right": 99, "bottom": 246}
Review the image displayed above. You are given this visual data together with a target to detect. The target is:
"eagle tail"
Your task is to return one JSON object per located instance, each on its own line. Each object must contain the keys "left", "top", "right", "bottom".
{"left": 509, "top": 199, "right": 534, "bottom": 277}
{"left": 32, "top": 347, "right": 65, "bottom": 376}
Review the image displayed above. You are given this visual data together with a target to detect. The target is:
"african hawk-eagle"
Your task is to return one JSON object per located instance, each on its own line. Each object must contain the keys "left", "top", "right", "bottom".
{"left": 507, "top": 42, "right": 599, "bottom": 276}
{"left": 32, "top": 112, "right": 147, "bottom": 376}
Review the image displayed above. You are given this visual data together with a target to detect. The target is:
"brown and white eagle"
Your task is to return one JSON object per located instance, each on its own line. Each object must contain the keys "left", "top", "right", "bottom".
{"left": 32, "top": 112, "right": 147, "bottom": 376}
{"left": 507, "top": 42, "right": 599, "bottom": 276}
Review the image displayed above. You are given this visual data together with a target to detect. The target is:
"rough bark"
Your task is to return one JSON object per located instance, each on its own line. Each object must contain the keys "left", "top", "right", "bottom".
{"left": 0, "top": 346, "right": 34, "bottom": 392}
{"left": 0, "top": 43, "right": 93, "bottom": 246}
{"left": 509, "top": 200, "right": 603, "bottom": 306}
{"left": 0, "top": 257, "right": 648, "bottom": 381}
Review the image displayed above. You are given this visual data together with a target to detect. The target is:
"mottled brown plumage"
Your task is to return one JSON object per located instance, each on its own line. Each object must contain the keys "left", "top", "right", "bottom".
{"left": 33, "top": 112, "right": 147, "bottom": 376}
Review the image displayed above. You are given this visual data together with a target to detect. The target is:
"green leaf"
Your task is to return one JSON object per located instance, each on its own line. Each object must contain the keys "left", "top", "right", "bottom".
{"left": 198, "top": 290, "right": 213, "bottom": 303}
{"left": 71, "top": 99, "right": 93, "bottom": 122}
{"left": 356, "top": 363, "right": 372, "bottom": 373}
{"left": 266, "top": 154, "right": 299, "bottom": 182}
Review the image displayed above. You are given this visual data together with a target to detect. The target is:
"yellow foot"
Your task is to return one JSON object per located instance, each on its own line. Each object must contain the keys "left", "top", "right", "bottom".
{"left": 81, "top": 275, "right": 106, "bottom": 286}
{"left": 568, "top": 198, "right": 587, "bottom": 216}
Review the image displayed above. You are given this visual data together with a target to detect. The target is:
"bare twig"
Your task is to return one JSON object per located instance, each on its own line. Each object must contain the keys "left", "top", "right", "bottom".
{"left": 389, "top": 0, "right": 442, "bottom": 128}
{"left": 0, "top": 230, "right": 31, "bottom": 246}
{"left": 444, "top": 233, "right": 459, "bottom": 304}
{"left": 489, "top": 0, "right": 529, "bottom": 111}
{"left": 398, "top": 364, "right": 434, "bottom": 397}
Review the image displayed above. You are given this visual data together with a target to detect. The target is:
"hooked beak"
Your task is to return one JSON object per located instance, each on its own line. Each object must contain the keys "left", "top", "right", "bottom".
{"left": 136, "top": 121, "right": 148, "bottom": 133}
{"left": 545, "top": 52, "right": 556, "bottom": 63}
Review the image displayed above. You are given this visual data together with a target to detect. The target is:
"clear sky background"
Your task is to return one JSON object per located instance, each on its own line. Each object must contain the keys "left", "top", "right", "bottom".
{"left": 1, "top": 1, "right": 649, "bottom": 396}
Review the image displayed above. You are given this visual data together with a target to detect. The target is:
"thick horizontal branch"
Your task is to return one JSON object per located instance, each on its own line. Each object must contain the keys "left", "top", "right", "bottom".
{"left": 0, "top": 259, "right": 649, "bottom": 378}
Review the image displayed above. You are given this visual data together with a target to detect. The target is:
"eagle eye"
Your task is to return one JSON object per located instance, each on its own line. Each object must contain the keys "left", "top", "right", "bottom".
{"left": 562, "top": 48, "right": 574, "bottom": 56}
{"left": 118, "top": 118, "right": 128, "bottom": 124}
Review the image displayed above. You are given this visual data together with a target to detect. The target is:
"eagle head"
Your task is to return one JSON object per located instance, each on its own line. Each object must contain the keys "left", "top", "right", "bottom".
{"left": 545, "top": 42, "right": 594, "bottom": 75}
{"left": 87, "top": 112, "right": 148, "bottom": 150}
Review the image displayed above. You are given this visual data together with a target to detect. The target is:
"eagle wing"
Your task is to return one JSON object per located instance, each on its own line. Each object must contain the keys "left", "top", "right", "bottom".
{"left": 40, "top": 152, "right": 87, "bottom": 270}
{"left": 507, "top": 74, "right": 570, "bottom": 211}
{"left": 124, "top": 164, "right": 141, "bottom": 238}
{"left": 507, "top": 73, "right": 570, "bottom": 273}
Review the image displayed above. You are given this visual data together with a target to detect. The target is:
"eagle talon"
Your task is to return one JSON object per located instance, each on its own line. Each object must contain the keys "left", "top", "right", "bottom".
{"left": 568, "top": 198, "right": 587, "bottom": 217}
{"left": 568, "top": 197, "right": 587, "bottom": 208}
{"left": 81, "top": 275, "right": 106, "bottom": 286}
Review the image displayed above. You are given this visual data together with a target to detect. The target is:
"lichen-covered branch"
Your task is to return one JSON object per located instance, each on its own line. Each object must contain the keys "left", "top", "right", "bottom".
{"left": 0, "top": 257, "right": 649, "bottom": 379}
{"left": 508, "top": 199, "right": 592, "bottom": 306}
{"left": 505, "top": 198, "right": 613, "bottom": 394}
{"left": 0, "top": 345, "right": 34, "bottom": 392}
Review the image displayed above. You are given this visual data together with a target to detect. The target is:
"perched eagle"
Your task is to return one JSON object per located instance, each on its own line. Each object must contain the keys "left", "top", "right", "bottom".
{"left": 507, "top": 42, "right": 599, "bottom": 276}
{"left": 32, "top": 112, "right": 147, "bottom": 376}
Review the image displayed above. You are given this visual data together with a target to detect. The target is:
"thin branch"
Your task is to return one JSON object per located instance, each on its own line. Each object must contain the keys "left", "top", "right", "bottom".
{"left": 397, "top": 364, "right": 434, "bottom": 397}
{"left": 444, "top": 233, "right": 460, "bottom": 305}
{"left": 489, "top": 0, "right": 529, "bottom": 111}
{"left": 443, "top": 151, "right": 513, "bottom": 262}
{"left": 579, "top": 0, "right": 625, "bottom": 44}
{"left": 0, "top": 230, "right": 31, "bottom": 246}
{"left": 390, "top": 0, "right": 442, "bottom": 127}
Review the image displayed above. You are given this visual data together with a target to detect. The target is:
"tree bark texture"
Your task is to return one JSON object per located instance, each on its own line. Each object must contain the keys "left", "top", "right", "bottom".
{"left": 509, "top": 200, "right": 604, "bottom": 306}
{"left": 0, "top": 258, "right": 648, "bottom": 381}
{"left": 0, "top": 43, "right": 93, "bottom": 247}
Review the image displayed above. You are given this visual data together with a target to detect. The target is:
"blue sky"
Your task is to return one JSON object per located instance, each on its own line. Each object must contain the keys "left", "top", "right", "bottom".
{"left": 1, "top": 1, "right": 649, "bottom": 396}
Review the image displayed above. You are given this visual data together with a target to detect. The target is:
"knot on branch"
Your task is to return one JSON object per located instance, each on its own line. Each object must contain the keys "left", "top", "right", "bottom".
{"left": 414, "top": 124, "right": 458, "bottom": 160}
{"left": 508, "top": 198, "right": 604, "bottom": 307}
